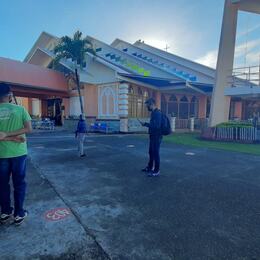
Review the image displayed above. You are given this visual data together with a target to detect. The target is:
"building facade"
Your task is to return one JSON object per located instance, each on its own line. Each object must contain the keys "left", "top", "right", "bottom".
{"left": 1, "top": 31, "right": 259, "bottom": 132}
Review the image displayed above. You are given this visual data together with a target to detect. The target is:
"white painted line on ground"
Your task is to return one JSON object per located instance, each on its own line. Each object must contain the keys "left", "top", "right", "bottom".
{"left": 29, "top": 135, "right": 74, "bottom": 139}
{"left": 127, "top": 145, "right": 135, "bottom": 148}
{"left": 185, "top": 152, "right": 195, "bottom": 156}
{"left": 29, "top": 134, "right": 143, "bottom": 139}
{"left": 54, "top": 148, "right": 77, "bottom": 151}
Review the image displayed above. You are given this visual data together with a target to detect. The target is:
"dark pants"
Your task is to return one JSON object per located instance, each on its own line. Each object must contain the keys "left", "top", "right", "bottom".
{"left": 0, "top": 155, "right": 27, "bottom": 217}
{"left": 148, "top": 135, "right": 162, "bottom": 172}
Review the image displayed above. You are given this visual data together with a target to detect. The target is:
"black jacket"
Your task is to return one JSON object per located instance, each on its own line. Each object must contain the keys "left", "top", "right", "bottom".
{"left": 144, "top": 108, "right": 162, "bottom": 136}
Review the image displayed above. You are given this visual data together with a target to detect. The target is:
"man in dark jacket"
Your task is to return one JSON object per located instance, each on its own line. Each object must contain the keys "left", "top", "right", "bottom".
{"left": 75, "top": 114, "right": 87, "bottom": 157}
{"left": 141, "top": 98, "right": 162, "bottom": 177}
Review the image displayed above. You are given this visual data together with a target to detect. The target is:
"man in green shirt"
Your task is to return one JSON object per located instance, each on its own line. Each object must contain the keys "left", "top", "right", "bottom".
{"left": 0, "top": 83, "right": 32, "bottom": 225}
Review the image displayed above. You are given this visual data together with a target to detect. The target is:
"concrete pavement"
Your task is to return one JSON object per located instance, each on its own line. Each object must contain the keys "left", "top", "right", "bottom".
{"left": 0, "top": 155, "right": 109, "bottom": 260}
{"left": 1, "top": 132, "right": 260, "bottom": 259}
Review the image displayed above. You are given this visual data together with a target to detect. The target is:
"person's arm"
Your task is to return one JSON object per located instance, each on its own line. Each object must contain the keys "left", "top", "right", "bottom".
{"left": 137, "top": 118, "right": 149, "bottom": 127}
{"left": 143, "top": 122, "right": 150, "bottom": 127}
{"left": 0, "top": 136, "right": 26, "bottom": 143}
{"left": 75, "top": 121, "right": 80, "bottom": 137}
{"left": 5, "top": 121, "right": 32, "bottom": 137}
{"left": 149, "top": 111, "right": 162, "bottom": 133}
{"left": 0, "top": 107, "right": 32, "bottom": 140}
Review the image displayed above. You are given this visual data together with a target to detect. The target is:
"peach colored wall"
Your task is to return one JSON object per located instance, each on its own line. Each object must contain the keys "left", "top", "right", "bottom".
{"left": 155, "top": 91, "right": 161, "bottom": 109}
{"left": 198, "top": 96, "right": 207, "bottom": 119}
{"left": 83, "top": 84, "right": 98, "bottom": 117}
{"left": 62, "top": 98, "right": 70, "bottom": 118}
{"left": 20, "top": 97, "right": 29, "bottom": 111}
{"left": 28, "top": 98, "right": 33, "bottom": 115}
{"left": 41, "top": 100, "right": 48, "bottom": 117}
{"left": 234, "top": 101, "right": 242, "bottom": 119}
{"left": 0, "top": 57, "right": 68, "bottom": 92}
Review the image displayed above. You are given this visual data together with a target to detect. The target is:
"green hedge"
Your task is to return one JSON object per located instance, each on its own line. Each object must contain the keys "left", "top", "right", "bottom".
{"left": 216, "top": 121, "right": 253, "bottom": 128}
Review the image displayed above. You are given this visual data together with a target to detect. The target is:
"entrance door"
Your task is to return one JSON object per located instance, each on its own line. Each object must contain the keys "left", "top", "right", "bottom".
{"left": 47, "top": 98, "right": 63, "bottom": 126}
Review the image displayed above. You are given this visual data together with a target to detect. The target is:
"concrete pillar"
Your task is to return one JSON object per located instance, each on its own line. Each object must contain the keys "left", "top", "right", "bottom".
{"left": 118, "top": 83, "right": 129, "bottom": 133}
{"left": 209, "top": 0, "right": 238, "bottom": 126}
{"left": 198, "top": 96, "right": 207, "bottom": 119}
{"left": 171, "top": 117, "right": 176, "bottom": 132}
{"left": 32, "top": 98, "right": 41, "bottom": 117}
{"left": 190, "top": 117, "right": 194, "bottom": 132}
{"left": 155, "top": 91, "right": 161, "bottom": 109}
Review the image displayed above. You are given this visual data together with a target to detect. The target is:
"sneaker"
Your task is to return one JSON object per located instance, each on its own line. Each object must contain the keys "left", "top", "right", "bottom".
{"left": 147, "top": 170, "right": 160, "bottom": 177}
{"left": 141, "top": 167, "right": 152, "bottom": 173}
{"left": 14, "top": 211, "right": 28, "bottom": 226}
{"left": 0, "top": 211, "right": 13, "bottom": 223}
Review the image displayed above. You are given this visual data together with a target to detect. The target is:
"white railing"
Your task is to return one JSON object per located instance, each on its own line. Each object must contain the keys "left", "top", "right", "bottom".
{"left": 229, "top": 65, "right": 260, "bottom": 87}
{"left": 215, "top": 127, "right": 258, "bottom": 142}
{"left": 175, "top": 119, "right": 189, "bottom": 129}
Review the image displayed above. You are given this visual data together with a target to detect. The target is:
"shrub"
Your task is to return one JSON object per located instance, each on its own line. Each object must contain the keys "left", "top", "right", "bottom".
{"left": 216, "top": 121, "right": 253, "bottom": 128}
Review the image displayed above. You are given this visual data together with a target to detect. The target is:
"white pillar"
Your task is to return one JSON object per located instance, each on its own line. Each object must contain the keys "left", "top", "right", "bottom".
{"left": 209, "top": 0, "right": 238, "bottom": 127}
{"left": 190, "top": 117, "right": 194, "bottom": 132}
{"left": 118, "top": 83, "right": 129, "bottom": 133}
{"left": 171, "top": 117, "right": 176, "bottom": 132}
{"left": 32, "top": 98, "right": 41, "bottom": 117}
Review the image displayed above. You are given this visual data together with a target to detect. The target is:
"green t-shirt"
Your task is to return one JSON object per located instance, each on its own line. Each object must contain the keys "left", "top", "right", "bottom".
{"left": 0, "top": 103, "right": 31, "bottom": 158}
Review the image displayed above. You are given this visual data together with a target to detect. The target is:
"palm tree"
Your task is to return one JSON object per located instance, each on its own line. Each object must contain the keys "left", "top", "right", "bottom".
{"left": 53, "top": 31, "right": 95, "bottom": 116}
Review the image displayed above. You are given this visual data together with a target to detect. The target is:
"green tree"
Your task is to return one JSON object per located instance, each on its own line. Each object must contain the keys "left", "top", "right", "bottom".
{"left": 53, "top": 31, "right": 95, "bottom": 116}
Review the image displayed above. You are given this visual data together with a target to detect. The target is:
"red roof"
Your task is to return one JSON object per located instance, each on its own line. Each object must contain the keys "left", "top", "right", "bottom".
{"left": 0, "top": 57, "right": 68, "bottom": 93}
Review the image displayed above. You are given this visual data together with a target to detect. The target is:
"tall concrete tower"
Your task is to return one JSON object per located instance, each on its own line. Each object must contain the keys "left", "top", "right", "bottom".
{"left": 210, "top": 0, "right": 260, "bottom": 127}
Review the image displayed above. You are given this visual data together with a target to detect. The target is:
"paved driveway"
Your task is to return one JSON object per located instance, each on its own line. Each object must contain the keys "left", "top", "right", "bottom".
{"left": 10, "top": 133, "right": 260, "bottom": 259}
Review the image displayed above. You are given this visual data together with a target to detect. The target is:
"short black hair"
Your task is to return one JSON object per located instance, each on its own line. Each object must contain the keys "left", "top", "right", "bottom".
{"left": 0, "top": 82, "right": 11, "bottom": 97}
{"left": 145, "top": 98, "right": 156, "bottom": 105}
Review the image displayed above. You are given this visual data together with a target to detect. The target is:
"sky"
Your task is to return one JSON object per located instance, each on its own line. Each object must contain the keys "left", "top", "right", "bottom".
{"left": 0, "top": 0, "right": 260, "bottom": 68}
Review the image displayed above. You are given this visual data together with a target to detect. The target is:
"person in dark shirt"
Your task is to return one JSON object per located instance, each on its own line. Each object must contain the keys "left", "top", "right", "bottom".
{"left": 252, "top": 112, "right": 258, "bottom": 129}
{"left": 75, "top": 114, "right": 87, "bottom": 157}
{"left": 140, "top": 98, "right": 162, "bottom": 177}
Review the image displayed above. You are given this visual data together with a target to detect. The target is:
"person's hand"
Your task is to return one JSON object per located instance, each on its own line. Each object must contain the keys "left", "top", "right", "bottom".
{"left": 13, "top": 136, "right": 26, "bottom": 143}
{"left": 0, "top": 132, "right": 7, "bottom": 140}
{"left": 137, "top": 118, "right": 145, "bottom": 126}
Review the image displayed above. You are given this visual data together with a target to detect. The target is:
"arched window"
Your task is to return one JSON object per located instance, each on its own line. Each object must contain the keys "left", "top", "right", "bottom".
{"left": 129, "top": 86, "right": 134, "bottom": 94}
{"left": 169, "top": 94, "right": 177, "bottom": 102}
{"left": 138, "top": 87, "right": 143, "bottom": 95}
{"left": 168, "top": 95, "right": 178, "bottom": 117}
{"left": 190, "top": 96, "right": 198, "bottom": 118}
{"left": 128, "top": 86, "right": 149, "bottom": 117}
{"left": 100, "top": 87, "right": 116, "bottom": 117}
{"left": 179, "top": 96, "right": 189, "bottom": 119}
{"left": 137, "top": 88, "right": 143, "bottom": 117}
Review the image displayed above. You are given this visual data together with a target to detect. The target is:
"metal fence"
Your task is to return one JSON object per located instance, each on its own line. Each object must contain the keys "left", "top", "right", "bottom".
{"left": 175, "top": 119, "right": 189, "bottom": 129}
{"left": 215, "top": 127, "right": 259, "bottom": 142}
{"left": 230, "top": 65, "right": 260, "bottom": 87}
{"left": 174, "top": 118, "right": 209, "bottom": 130}
{"left": 32, "top": 119, "right": 55, "bottom": 130}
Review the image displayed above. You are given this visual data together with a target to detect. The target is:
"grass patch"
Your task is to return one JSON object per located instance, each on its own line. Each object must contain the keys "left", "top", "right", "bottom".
{"left": 163, "top": 133, "right": 260, "bottom": 156}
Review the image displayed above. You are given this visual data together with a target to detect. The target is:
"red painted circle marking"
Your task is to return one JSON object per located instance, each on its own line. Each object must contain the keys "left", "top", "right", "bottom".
{"left": 44, "top": 208, "right": 71, "bottom": 221}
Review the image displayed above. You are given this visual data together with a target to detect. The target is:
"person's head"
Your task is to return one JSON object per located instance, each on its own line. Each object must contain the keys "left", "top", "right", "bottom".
{"left": 0, "top": 83, "right": 12, "bottom": 103}
{"left": 79, "top": 114, "right": 85, "bottom": 121}
{"left": 145, "top": 98, "right": 156, "bottom": 112}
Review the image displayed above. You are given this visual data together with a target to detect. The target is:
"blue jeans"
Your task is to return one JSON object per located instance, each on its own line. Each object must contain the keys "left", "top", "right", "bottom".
{"left": 148, "top": 135, "right": 162, "bottom": 172}
{"left": 0, "top": 155, "right": 27, "bottom": 217}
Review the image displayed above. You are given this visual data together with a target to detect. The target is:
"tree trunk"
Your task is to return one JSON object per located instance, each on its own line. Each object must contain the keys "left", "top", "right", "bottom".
{"left": 75, "top": 68, "right": 84, "bottom": 116}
